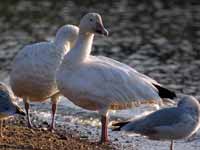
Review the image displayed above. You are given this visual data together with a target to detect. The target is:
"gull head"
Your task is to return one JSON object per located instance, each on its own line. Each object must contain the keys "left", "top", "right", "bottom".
{"left": 178, "top": 95, "right": 200, "bottom": 110}
{"left": 79, "top": 13, "right": 108, "bottom": 36}
{"left": 0, "top": 82, "right": 15, "bottom": 100}
{"left": 0, "top": 82, "right": 25, "bottom": 116}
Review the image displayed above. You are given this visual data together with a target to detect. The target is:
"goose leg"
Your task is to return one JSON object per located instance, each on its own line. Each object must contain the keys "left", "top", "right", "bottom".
{"left": 170, "top": 140, "right": 174, "bottom": 150}
{"left": 23, "top": 98, "right": 32, "bottom": 128}
{"left": 0, "top": 120, "right": 3, "bottom": 137}
{"left": 49, "top": 94, "right": 59, "bottom": 131}
{"left": 100, "top": 112, "right": 109, "bottom": 143}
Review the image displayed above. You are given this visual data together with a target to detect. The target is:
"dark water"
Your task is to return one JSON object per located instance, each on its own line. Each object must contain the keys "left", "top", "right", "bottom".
{"left": 0, "top": 0, "right": 199, "bottom": 96}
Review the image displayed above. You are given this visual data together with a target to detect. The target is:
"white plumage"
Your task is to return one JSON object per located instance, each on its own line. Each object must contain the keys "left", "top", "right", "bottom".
{"left": 58, "top": 55, "right": 162, "bottom": 111}
{"left": 10, "top": 25, "right": 79, "bottom": 130}
{"left": 56, "top": 13, "right": 176, "bottom": 142}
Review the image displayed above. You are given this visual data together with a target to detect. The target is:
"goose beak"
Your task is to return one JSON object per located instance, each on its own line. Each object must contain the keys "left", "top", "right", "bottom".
{"left": 102, "top": 28, "right": 109, "bottom": 36}
{"left": 95, "top": 22, "right": 109, "bottom": 36}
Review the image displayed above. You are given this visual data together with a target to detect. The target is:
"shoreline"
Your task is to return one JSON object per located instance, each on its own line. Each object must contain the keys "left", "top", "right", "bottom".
{"left": 0, "top": 116, "right": 113, "bottom": 150}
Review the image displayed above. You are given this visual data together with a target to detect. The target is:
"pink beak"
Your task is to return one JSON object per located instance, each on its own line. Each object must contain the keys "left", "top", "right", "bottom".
{"left": 95, "top": 22, "right": 109, "bottom": 36}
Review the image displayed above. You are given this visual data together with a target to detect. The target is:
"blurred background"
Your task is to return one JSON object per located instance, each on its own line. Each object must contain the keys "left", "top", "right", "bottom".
{"left": 0, "top": 0, "right": 200, "bottom": 149}
{"left": 0, "top": 0, "right": 199, "bottom": 96}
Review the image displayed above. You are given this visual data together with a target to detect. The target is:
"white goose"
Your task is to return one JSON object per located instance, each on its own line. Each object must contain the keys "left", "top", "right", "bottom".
{"left": 10, "top": 25, "right": 79, "bottom": 130}
{"left": 56, "top": 13, "right": 176, "bottom": 142}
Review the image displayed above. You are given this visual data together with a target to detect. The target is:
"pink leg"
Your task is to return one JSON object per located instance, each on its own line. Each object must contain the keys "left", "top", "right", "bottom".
{"left": 49, "top": 103, "right": 57, "bottom": 131}
{"left": 101, "top": 115, "right": 109, "bottom": 143}
{"left": 170, "top": 140, "right": 174, "bottom": 150}
{"left": 49, "top": 94, "right": 59, "bottom": 131}
{"left": 23, "top": 98, "right": 32, "bottom": 128}
{"left": 0, "top": 120, "right": 3, "bottom": 137}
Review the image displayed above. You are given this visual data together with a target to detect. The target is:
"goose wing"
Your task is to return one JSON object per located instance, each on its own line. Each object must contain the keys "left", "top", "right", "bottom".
{"left": 72, "top": 56, "right": 163, "bottom": 109}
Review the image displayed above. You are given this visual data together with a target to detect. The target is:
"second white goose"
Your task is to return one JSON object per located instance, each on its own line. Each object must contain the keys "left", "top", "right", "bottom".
{"left": 10, "top": 25, "right": 79, "bottom": 130}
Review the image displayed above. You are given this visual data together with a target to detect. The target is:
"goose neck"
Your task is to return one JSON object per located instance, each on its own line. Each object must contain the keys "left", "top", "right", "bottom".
{"left": 54, "top": 38, "right": 70, "bottom": 54}
{"left": 64, "top": 32, "right": 94, "bottom": 64}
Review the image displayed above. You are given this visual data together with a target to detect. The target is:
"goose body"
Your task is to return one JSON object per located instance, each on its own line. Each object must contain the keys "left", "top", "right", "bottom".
{"left": 10, "top": 25, "right": 79, "bottom": 129}
{"left": 11, "top": 42, "right": 62, "bottom": 101}
{"left": 58, "top": 55, "right": 175, "bottom": 111}
{"left": 56, "top": 13, "right": 176, "bottom": 142}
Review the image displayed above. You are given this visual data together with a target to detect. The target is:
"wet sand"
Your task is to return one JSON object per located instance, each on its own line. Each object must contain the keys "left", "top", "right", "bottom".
{"left": 0, "top": 117, "right": 113, "bottom": 150}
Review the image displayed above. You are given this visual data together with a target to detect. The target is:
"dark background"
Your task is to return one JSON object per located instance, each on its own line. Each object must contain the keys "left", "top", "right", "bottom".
{"left": 0, "top": 0, "right": 199, "bottom": 96}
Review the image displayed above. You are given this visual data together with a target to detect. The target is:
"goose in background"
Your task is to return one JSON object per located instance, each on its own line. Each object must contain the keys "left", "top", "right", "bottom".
{"left": 56, "top": 13, "right": 176, "bottom": 143}
{"left": 112, "top": 95, "right": 200, "bottom": 150}
{"left": 10, "top": 25, "right": 79, "bottom": 131}
{"left": 0, "top": 82, "right": 25, "bottom": 137}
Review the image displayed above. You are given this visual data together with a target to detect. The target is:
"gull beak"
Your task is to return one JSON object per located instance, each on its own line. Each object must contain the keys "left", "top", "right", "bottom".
{"left": 95, "top": 22, "right": 109, "bottom": 36}
{"left": 16, "top": 106, "right": 26, "bottom": 116}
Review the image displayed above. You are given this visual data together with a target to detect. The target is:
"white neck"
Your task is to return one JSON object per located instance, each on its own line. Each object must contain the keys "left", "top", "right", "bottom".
{"left": 54, "top": 37, "right": 70, "bottom": 55}
{"left": 63, "top": 32, "right": 94, "bottom": 64}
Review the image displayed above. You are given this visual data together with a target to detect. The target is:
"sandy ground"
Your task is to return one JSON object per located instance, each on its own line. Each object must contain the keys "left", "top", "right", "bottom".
{"left": 0, "top": 117, "right": 112, "bottom": 150}
{"left": 1, "top": 77, "right": 200, "bottom": 150}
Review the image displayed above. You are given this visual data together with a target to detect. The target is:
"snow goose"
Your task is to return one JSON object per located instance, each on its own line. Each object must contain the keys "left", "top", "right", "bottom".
{"left": 112, "top": 95, "right": 200, "bottom": 150}
{"left": 56, "top": 13, "right": 176, "bottom": 142}
{"left": 0, "top": 82, "right": 25, "bottom": 137}
{"left": 10, "top": 25, "right": 79, "bottom": 130}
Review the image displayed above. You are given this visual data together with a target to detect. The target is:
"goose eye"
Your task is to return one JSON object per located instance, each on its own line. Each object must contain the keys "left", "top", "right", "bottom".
{"left": 90, "top": 18, "right": 93, "bottom": 22}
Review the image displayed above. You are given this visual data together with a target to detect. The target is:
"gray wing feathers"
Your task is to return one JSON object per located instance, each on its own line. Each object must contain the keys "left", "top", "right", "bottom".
{"left": 0, "top": 89, "right": 14, "bottom": 113}
{"left": 122, "top": 108, "right": 182, "bottom": 134}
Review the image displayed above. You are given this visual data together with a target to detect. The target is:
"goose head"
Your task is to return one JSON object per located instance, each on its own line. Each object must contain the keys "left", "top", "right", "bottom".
{"left": 79, "top": 13, "right": 108, "bottom": 36}
{"left": 55, "top": 25, "right": 79, "bottom": 50}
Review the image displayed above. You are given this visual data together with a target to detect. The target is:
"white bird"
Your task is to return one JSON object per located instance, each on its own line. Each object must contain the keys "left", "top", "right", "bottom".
{"left": 56, "top": 13, "right": 176, "bottom": 143}
{"left": 0, "top": 82, "right": 25, "bottom": 137}
{"left": 112, "top": 95, "right": 200, "bottom": 150}
{"left": 10, "top": 25, "right": 79, "bottom": 131}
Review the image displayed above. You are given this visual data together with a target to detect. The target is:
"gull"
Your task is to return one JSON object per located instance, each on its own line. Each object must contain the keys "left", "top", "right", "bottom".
{"left": 0, "top": 82, "right": 25, "bottom": 137}
{"left": 112, "top": 95, "right": 200, "bottom": 150}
